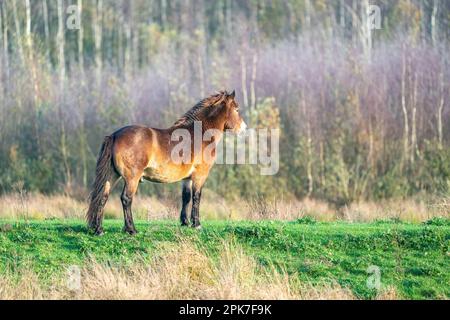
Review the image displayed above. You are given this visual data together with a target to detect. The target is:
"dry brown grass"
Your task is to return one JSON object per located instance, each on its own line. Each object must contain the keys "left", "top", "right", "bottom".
{"left": 0, "top": 192, "right": 447, "bottom": 222}
{"left": 0, "top": 240, "right": 363, "bottom": 300}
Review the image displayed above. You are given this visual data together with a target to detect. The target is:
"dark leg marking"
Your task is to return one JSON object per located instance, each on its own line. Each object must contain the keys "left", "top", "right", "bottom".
{"left": 180, "top": 180, "right": 192, "bottom": 226}
{"left": 191, "top": 187, "right": 202, "bottom": 228}
{"left": 121, "top": 185, "right": 137, "bottom": 235}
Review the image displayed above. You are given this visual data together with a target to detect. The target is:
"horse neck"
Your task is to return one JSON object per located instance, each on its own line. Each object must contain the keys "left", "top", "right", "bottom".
{"left": 202, "top": 107, "right": 228, "bottom": 132}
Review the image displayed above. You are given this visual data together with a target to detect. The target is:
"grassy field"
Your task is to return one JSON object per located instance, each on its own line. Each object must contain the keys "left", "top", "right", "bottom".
{"left": 0, "top": 218, "right": 448, "bottom": 299}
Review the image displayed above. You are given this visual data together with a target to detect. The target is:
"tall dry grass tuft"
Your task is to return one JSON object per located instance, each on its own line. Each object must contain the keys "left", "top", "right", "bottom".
{"left": 0, "top": 192, "right": 447, "bottom": 222}
{"left": 67, "top": 240, "right": 312, "bottom": 300}
{"left": 0, "top": 239, "right": 362, "bottom": 300}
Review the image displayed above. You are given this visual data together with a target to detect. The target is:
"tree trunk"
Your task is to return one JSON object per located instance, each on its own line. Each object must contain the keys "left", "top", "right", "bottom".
{"left": 57, "top": 0, "right": 66, "bottom": 85}
{"left": 161, "top": 0, "right": 167, "bottom": 29}
{"left": 368, "top": 119, "right": 374, "bottom": 170}
{"left": 78, "top": 0, "right": 84, "bottom": 72}
{"left": 340, "top": 0, "right": 346, "bottom": 28}
{"left": 304, "top": 0, "right": 311, "bottom": 29}
{"left": 25, "top": 0, "right": 40, "bottom": 107}
{"left": 302, "top": 92, "right": 313, "bottom": 197}
{"left": 437, "top": 71, "right": 445, "bottom": 149}
{"left": 401, "top": 48, "right": 409, "bottom": 168}
{"left": 351, "top": 0, "right": 358, "bottom": 47}
{"left": 198, "top": 54, "right": 205, "bottom": 98}
{"left": 0, "top": 7, "right": 3, "bottom": 98}
{"left": 12, "top": 0, "right": 24, "bottom": 63}
{"left": 42, "top": 0, "right": 50, "bottom": 64}
{"left": 131, "top": 1, "right": 139, "bottom": 74}
{"left": 250, "top": 52, "right": 258, "bottom": 110}
{"left": 361, "top": 0, "right": 372, "bottom": 61}
{"left": 431, "top": 0, "right": 439, "bottom": 46}
{"left": 1, "top": 1, "right": 9, "bottom": 80}
{"left": 410, "top": 72, "right": 418, "bottom": 164}
{"left": 57, "top": 0, "right": 71, "bottom": 189}
{"left": 240, "top": 53, "right": 248, "bottom": 111}
{"left": 123, "top": 0, "right": 131, "bottom": 76}
{"left": 93, "top": 0, "right": 103, "bottom": 85}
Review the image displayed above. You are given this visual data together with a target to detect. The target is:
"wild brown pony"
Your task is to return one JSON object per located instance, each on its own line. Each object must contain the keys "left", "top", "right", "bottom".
{"left": 86, "top": 90, "right": 246, "bottom": 235}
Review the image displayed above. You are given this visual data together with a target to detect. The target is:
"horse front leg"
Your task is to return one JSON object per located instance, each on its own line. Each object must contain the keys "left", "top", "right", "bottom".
{"left": 190, "top": 176, "right": 206, "bottom": 229}
{"left": 188, "top": 168, "right": 210, "bottom": 229}
{"left": 191, "top": 187, "right": 202, "bottom": 229}
{"left": 180, "top": 180, "right": 192, "bottom": 226}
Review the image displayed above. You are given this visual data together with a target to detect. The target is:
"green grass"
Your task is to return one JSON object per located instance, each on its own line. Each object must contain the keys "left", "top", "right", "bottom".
{"left": 0, "top": 218, "right": 448, "bottom": 299}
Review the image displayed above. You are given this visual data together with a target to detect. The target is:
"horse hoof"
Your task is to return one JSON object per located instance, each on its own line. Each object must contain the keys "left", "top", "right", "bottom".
{"left": 94, "top": 230, "right": 104, "bottom": 236}
{"left": 180, "top": 221, "right": 189, "bottom": 227}
{"left": 192, "top": 224, "right": 202, "bottom": 230}
{"left": 123, "top": 227, "right": 137, "bottom": 235}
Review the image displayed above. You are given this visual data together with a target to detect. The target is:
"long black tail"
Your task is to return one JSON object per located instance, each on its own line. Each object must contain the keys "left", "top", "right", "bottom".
{"left": 86, "top": 135, "right": 114, "bottom": 231}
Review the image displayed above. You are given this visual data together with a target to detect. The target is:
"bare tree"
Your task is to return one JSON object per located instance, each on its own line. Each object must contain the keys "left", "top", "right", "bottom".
{"left": 250, "top": 52, "right": 258, "bottom": 110}
{"left": 93, "top": 0, "right": 103, "bottom": 85}
{"left": 437, "top": 71, "right": 445, "bottom": 149}
{"left": 431, "top": 0, "right": 439, "bottom": 46}
{"left": 410, "top": 71, "right": 418, "bottom": 164}
{"left": 360, "top": 0, "right": 372, "bottom": 61}
{"left": 401, "top": 46, "right": 409, "bottom": 168}
{"left": 78, "top": 0, "right": 84, "bottom": 72}
{"left": 57, "top": 0, "right": 65, "bottom": 85}
{"left": 25, "top": 0, "right": 40, "bottom": 107}
{"left": 57, "top": 0, "right": 71, "bottom": 188}
{"left": 301, "top": 91, "right": 313, "bottom": 197}
{"left": 1, "top": 1, "right": 9, "bottom": 79}
{"left": 42, "top": 0, "right": 50, "bottom": 63}
{"left": 240, "top": 52, "right": 248, "bottom": 109}
{"left": 12, "top": 0, "right": 24, "bottom": 63}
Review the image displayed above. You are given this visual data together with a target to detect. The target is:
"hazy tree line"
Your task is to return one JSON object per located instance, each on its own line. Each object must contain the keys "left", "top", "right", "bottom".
{"left": 0, "top": 0, "right": 449, "bottom": 205}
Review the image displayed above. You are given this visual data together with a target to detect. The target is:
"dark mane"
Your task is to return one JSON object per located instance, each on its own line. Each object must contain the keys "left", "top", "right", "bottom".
{"left": 173, "top": 91, "right": 229, "bottom": 127}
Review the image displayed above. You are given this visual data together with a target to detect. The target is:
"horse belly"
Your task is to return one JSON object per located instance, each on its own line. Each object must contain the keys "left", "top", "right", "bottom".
{"left": 143, "top": 162, "right": 193, "bottom": 183}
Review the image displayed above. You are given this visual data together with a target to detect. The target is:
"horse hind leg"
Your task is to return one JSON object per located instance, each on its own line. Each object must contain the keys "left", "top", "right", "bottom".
{"left": 121, "top": 175, "right": 140, "bottom": 235}
{"left": 92, "top": 179, "right": 111, "bottom": 235}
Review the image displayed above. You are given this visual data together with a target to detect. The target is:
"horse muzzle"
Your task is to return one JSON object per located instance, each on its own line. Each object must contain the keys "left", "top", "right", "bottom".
{"left": 237, "top": 121, "right": 247, "bottom": 135}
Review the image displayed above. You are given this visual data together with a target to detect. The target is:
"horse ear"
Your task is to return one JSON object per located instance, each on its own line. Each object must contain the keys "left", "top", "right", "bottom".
{"left": 229, "top": 90, "right": 235, "bottom": 99}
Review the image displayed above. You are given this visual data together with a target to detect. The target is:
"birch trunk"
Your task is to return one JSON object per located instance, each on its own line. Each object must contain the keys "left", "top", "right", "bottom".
{"left": 1, "top": 1, "right": 9, "bottom": 79}
{"left": 240, "top": 53, "right": 248, "bottom": 111}
{"left": 340, "top": 0, "right": 346, "bottom": 28}
{"left": 198, "top": 54, "right": 205, "bottom": 98}
{"left": 410, "top": 72, "right": 418, "bottom": 164}
{"left": 361, "top": 0, "right": 372, "bottom": 61}
{"left": 302, "top": 92, "right": 313, "bottom": 197}
{"left": 25, "top": 0, "right": 40, "bottom": 107}
{"left": 161, "top": 0, "right": 167, "bottom": 29}
{"left": 132, "top": 2, "right": 139, "bottom": 75}
{"left": 93, "top": 0, "right": 103, "bottom": 85}
{"left": 431, "top": 0, "right": 439, "bottom": 46}
{"left": 304, "top": 0, "right": 311, "bottom": 29}
{"left": 250, "top": 53, "right": 258, "bottom": 110}
{"left": 78, "top": 0, "right": 84, "bottom": 72}
{"left": 437, "top": 72, "right": 445, "bottom": 149}
{"left": 42, "top": 0, "right": 50, "bottom": 63}
{"left": 12, "top": 0, "right": 24, "bottom": 63}
{"left": 57, "top": 0, "right": 65, "bottom": 85}
{"left": 401, "top": 48, "right": 409, "bottom": 168}
{"left": 0, "top": 8, "right": 3, "bottom": 97}
{"left": 57, "top": 0, "right": 71, "bottom": 188}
